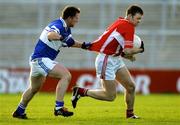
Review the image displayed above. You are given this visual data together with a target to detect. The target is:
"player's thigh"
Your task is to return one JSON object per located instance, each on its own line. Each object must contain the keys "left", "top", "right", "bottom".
{"left": 30, "top": 75, "right": 46, "bottom": 91}
{"left": 115, "top": 66, "right": 134, "bottom": 88}
{"left": 48, "top": 63, "right": 71, "bottom": 79}
{"left": 95, "top": 53, "right": 121, "bottom": 80}
{"left": 102, "top": 79, "right": 117, "bottom": 94}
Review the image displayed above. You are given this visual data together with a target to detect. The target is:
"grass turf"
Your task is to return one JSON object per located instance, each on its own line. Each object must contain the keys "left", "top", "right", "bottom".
{"left": 0, "top": 93, "right": 180, "bottom": 125}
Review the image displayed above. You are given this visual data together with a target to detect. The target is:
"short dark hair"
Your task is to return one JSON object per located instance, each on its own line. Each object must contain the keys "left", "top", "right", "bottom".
{"left": 62, "top": 6, "right": 80, "bottom": 19}
{"left": 126, "top": 5, "right": 143, "bottom": 16}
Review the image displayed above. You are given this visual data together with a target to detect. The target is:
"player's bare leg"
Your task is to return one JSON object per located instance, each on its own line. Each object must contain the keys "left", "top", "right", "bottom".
{"left": 48, "top": 64, "right": 71, "bottom": 102}
{"left": 72, "top": 79, "right": 117, "bottom": 108}
{"left": 22, "top": 76, "right": 46, "bottom": 106}
{"left": 48, "top": 63, "right": 73, "bottom": 117}
{"left": 116, "top": 66, "right": 139, "bottom": 119}
{"left": 12, "top": 75, "right": 46, "bottom": 119}
{"left": 87, "top": 80, "right": 117, "bottom": 101}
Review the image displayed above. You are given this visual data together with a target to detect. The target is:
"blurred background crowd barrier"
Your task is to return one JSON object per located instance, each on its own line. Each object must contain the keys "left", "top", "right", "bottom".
{"left": 0, "top": 0, "right": 180, "bottom": 94}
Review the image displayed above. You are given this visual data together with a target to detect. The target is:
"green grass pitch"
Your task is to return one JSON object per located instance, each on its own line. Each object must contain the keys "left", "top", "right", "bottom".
{"left": 0, "top": 93, "right": 180, "bottom": 125}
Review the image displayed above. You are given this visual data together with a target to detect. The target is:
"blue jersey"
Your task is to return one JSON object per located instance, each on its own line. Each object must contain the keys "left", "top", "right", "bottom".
{"left": 31, "top": 18, "right": 71, "bottom": 60}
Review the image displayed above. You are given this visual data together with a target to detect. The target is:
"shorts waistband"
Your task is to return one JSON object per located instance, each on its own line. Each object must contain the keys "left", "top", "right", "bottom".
{"left": 99, "top": 53, "right": 120, "bottom": 57}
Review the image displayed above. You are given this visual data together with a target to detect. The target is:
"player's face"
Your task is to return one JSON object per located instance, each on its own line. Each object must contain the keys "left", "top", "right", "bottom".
{"left": 130, "top": 13, "right": 143, "bottom": 26}
{"left": 68, "top": 13, "right": 80, "bottom": 27}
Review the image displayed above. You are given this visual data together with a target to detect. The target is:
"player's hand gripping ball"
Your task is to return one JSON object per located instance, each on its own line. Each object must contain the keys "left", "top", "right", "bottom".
{"left": 133, "top": 34, "right": 144, "bottom": 53}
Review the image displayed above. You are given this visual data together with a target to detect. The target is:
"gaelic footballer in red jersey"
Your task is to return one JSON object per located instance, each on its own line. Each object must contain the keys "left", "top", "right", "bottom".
{"left": 89, "top": 17, "right": 135, "bottom": 56}
{"left": 72, "top": 5, "right": 144, "bottom": 119}
{"left": 89, "top": 15, "right": 144, "bottom": 56}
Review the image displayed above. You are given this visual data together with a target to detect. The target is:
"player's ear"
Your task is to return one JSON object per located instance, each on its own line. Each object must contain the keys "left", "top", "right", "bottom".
{"left": 127, "top": 14, "right": 133, "bottom": 20}
{"left": 66, "top": 16, "right": 72, "bottom": 22}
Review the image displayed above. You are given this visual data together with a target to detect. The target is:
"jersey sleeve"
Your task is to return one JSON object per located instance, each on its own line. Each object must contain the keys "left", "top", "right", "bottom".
{"left": 117, "top": 22, "right": 134, "bottom": 49}
{"left": 49, "top": 24, "right": 61, "bottom": 34}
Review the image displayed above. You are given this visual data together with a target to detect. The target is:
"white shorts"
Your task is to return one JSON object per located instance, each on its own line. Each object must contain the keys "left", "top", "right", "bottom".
{"left": 95, "top": 53, "right": 125, "bottom": 80}
{"left": 29, "top": 57, "right": 58, "bottom": 76}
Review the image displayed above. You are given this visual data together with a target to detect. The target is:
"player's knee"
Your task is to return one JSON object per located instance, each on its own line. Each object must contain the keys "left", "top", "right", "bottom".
{"left": 126, "top": 82, "right": 135, "bottom": 93}
{"left": 62, "top": 72, "right": 72, "bottom": 82}
{"left": 30, "top": 87, "right": 40, "bottom": 94}
{"left": 66, "top": 72, "right": 72, "bottom": 82}
{"left": 107, "top": 93, "right": 116, "bottom": 101}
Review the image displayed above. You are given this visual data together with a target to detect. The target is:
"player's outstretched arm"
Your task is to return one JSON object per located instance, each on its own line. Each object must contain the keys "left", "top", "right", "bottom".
{"left": 69, "top": 40, "right": 91, "bottom": 50}
{"left": 71, "top": 40, "right": 83, "bottom": 48}
{"left": 47, "top": 31, "right": 91, "bottom": 50}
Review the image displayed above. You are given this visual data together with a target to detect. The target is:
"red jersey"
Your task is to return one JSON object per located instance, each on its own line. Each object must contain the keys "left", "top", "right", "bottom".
{"left": 89, "top": 17, "right": 135, "bottom": 56}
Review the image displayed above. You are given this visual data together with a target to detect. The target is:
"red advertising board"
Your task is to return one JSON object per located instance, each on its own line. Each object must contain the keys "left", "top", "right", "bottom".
{"left": 0, "top": 68, "right": 180, "bottom": 94}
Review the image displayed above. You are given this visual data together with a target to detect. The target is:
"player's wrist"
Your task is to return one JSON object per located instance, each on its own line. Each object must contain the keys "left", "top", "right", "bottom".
{"left": 81, "top": 42, "right": 91, "bottom": 49}
{"left": 61, "top": 35, "right": 75, "bottom": 47}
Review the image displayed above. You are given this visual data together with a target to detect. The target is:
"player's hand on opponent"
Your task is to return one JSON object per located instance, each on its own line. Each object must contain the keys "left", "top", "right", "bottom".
{"left": 60, "top": 35, "right": 91, "bottom": 49}
{"left": 81, "top": 42, "right": 92, "bottom": 49}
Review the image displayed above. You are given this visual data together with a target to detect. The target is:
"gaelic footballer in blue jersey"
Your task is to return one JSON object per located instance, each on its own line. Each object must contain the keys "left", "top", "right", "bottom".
{"left": 13, "top": 6, "right": 90, "bottom": 119}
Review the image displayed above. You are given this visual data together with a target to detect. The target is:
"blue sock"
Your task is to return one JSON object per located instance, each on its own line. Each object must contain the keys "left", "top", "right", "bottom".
{"left": 55, "top": 101, "right": 64, "bottom": 110}
{"left": 16, "top": 103, "right": 26, "bottom": 115}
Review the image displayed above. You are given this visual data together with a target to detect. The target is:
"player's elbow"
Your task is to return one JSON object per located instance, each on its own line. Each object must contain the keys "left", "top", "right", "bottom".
{"left": 47, "top": 32, "right": 54, "bottom": 41}
{"left": 47, "top": 32, "right": 61, "bottom": 41}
